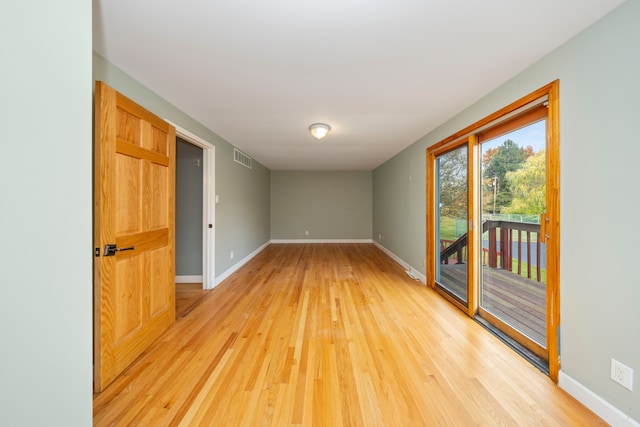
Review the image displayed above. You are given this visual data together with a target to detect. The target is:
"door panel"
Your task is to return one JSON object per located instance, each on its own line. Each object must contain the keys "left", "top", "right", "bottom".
{"left": 94, "top": 81, "right": 176, "bottom": 392}
{"left": 435, "top": 144, "right": 469, "bottom": 305}
{"left": 478, "top": 118, "right": 548, "bottom": 359}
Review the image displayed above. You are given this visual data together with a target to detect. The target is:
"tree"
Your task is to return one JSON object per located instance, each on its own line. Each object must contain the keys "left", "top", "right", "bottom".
{"left": 482, "top": 146, "right": 499, "bottom": 170}
{"left": 438, "top": 148, "right": 467, "bottom": 220}
{"left": 483, "top": 139, "right": 527, "bottom": 212}
{"left": 502, "top": 150, "right": 546, "bottom": 215}
{"left": 522, "top": 145, "right": 535, "bottom": 159}
{"left": 481, "top": 147, "right": 499, "bottom": 213}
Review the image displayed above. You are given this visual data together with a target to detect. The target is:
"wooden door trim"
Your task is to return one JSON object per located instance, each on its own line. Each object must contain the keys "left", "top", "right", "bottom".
{"left": 467, "top": 134, "right": 480, "bottom": 318}
{"left": 545, "top": 81, "right": 560, "bottom": 382}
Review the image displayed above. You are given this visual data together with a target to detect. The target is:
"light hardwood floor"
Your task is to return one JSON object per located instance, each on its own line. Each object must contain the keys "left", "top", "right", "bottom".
{"left": 93, "top": 244, "right": 605, "bottom": 426}
{"left": 175, "top": 283, "right": 209, "bottom": 318}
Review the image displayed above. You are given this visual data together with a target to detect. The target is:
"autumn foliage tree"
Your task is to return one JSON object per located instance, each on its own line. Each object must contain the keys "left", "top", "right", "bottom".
{"left": 502, "top": 150, "right": 546, "bottom": 215}
{"left": 483, "top": 139, "right": 533, "bottom": 213}
{"left": 438, "top": 147, "right": 467, "bottom": 220}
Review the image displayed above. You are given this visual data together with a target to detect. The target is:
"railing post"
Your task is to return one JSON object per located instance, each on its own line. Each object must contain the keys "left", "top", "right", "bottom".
{"left": 440, "top": 239, "right": 451, "bottom": 264}
{"left": 537, "top": 238, "right": 541, "bottom": 282}
{"left": 500, "top": 227, "right": 510, "bottom": 270}
{"left": 527, "top": 231, "right": 532, "bottom": 279}
{"left": 517, "top": 230, "right": 522, "bottom": 275}
{"left": 488, "top": 228, "right": 497, "bottom": 268}
{"left": 508, "top": 228, "right": 513, "bottom": 271}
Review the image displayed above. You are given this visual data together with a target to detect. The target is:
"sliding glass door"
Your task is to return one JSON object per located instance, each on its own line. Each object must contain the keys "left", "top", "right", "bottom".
{"left": 479, "top": 117, "right": 548, "bottom": 358}
{"left": 427, "top": 82, "right": 560, "bottom": 378}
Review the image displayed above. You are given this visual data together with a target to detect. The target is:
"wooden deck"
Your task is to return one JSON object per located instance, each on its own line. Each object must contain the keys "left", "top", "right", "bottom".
{"left": 439, "top": 264, "right": 546, "bottom": 344}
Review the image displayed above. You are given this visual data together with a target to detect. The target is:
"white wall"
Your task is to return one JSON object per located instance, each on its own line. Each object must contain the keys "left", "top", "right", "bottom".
{"left": 0, "top": 1, "right": 93, "bottom": 425}
{"left": 373, "top": 1, "right": 640, "bottom": 423}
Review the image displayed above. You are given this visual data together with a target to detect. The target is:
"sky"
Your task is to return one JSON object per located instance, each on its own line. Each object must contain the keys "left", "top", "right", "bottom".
{"left": 482, "top": 119, "right": 546, "bottom": 153}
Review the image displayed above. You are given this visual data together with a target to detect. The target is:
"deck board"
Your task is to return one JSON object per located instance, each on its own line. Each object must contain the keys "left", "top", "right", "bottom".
{"left": 440, "top": 264, "right": 546, "bottom": 344}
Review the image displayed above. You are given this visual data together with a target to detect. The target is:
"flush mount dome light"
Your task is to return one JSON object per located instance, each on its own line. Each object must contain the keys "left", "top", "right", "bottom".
{"left": 309, "top": 123, "right": 331, "bottom": 140}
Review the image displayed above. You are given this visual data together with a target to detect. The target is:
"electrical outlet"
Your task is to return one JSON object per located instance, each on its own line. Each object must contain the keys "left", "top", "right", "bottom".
{"left": 611, "top": 359, "right": 634, "bottom": 391}
{"left": 230, "top": 251, "right": 234, "bottom": 260}
{"left": 305, "top": 230, "right": 309, "bottom": 236}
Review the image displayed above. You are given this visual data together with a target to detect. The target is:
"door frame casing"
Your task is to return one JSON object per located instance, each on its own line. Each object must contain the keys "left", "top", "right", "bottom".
{"left": 168, "top": 121, "right": 216, "bottom": 290}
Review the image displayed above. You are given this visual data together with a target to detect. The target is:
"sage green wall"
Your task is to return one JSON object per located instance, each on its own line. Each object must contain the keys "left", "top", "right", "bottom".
{"left": 176, "top": 138, "right": 203, "bottom": 276}
{"left": 271, "top": 171, "right": 372, "bottom": 240}
{"left": 0, "top": 0, "right": 92, "bottom": 425}
{"left": 93, "top": 53, "right": 271, "bottom": 278}
{"left": 373, "top": 149, "right": 425, "bottom": 267}
{"left": 373, "top": 0, "right": 640, "bottom": 420}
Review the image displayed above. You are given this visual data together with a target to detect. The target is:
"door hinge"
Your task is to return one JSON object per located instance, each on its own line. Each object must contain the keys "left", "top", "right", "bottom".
{"left": 95, "top": 247, "right": 100, "bottom": 257}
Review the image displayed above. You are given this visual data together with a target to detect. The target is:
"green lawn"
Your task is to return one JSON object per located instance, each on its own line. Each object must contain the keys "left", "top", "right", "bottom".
{"left": 484, "top": 254, "right": 547, "bottom": 283}
{"left": 509, "top": 260, "right": 547, "bottom": 283}
{"left": 439, "top": 216, "right": 464, "bottom": 241}
{"left": 440, "top": 216, "right": 541, "bottom": 243}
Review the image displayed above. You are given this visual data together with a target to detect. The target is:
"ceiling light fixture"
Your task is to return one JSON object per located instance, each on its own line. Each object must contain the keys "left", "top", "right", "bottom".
{"left": 309, "top": 123, "right": 331, "bottom": 140}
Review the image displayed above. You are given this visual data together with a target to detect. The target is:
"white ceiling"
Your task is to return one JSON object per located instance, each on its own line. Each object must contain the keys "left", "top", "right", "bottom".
{"left": 93, "top": 0, "right": 624, "bottom": 171}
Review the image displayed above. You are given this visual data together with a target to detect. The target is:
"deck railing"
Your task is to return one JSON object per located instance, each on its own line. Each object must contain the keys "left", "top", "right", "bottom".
{"left": 440, "top": 219, "right": 543, "bottom": 281}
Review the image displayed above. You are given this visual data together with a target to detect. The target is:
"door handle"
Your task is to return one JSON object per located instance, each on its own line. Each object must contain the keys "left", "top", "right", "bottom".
{"left": 539, "top": 213, "right": 550, "bottom": 243}
{"left": 103, "top": 244, "right": 136, "bottom": 257}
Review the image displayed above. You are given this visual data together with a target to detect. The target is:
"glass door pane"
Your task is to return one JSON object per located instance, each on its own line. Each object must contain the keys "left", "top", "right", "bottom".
{"left": 435, "top": 144, "right": 468, "bottom": 305}
{"left": 480, "top": 120, "right": 547, "bottom": 347}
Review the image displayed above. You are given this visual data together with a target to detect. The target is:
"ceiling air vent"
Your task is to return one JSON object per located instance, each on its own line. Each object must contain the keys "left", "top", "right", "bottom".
{"left": 234, "top": 148, "right": 252, "bottom": 169}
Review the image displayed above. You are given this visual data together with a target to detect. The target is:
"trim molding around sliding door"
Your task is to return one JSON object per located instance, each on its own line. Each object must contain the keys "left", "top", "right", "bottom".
{"left": 545, "top": 81, "right": 561, "bottom": 382}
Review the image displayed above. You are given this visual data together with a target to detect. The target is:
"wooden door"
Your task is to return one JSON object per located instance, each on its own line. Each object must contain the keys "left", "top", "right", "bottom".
{"left": 94, "top": 81, "right": 176, "bottom": 392}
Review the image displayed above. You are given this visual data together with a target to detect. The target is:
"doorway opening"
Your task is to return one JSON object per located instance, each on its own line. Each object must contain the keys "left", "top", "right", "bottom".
{"left": 176, "top": 137, "right": 204, "bottom": 286}
{"left": 171, "top": 123, "right": 216, "bottom": 290}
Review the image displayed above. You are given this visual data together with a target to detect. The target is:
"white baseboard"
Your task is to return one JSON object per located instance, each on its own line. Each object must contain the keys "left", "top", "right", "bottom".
{"left": 559, "top": 370, "right": 639, "bottom": 427}
{"left": 214, "top": 241, "right": 271, "bottom": 286}
{"left": 175, "top": 275, "right": 203, "bottom": 284}
{"left": 373, "top": 241, "right": 427, "bottom": 284}
{"left": 270, "top": 239, "right": 373, "bottom": 244}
